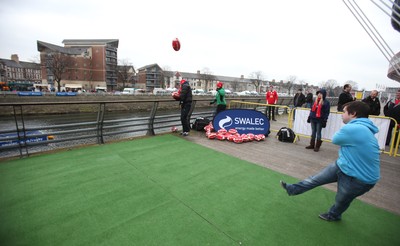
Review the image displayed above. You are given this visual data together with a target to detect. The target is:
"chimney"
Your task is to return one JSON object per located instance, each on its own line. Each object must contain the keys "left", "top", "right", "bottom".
{"left": 11, "top": 54, "right": 19, "bottom": 63}
{"left": 240, "top": 75, "right": 244, "bottom": 79}
{"left": 197, "top": 70, "right": 200, "bottom": 74}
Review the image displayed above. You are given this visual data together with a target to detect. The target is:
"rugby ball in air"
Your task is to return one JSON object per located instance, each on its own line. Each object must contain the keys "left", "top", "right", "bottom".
{"left": 172, "top": 38, "right": 181, "bottom": 51}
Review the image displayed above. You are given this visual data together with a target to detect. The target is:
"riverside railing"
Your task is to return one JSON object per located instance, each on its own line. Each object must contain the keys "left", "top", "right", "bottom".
{"left": 0, "top": 99, "right": 216, "bottom": 159}
{"left": 0, "top": 97, "right": 338, "bottom": 159}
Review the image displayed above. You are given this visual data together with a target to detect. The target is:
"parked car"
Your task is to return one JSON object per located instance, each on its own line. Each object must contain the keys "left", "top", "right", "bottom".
{"left": 192, "top": 89, "right": 206, "bottom": 95}
{"left": 206, "top": 90, "right": 217, "bottom": 96}
{"left": 234, "top": 91, "right": 251, "bottom": 96}
{"left": 122, "top": 88, "right": 135, "bottom": 95}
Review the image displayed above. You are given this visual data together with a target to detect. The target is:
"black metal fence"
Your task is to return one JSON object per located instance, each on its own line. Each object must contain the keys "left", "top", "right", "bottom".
{"left": 0, "top": 97, "right": 338, "bottom": 159}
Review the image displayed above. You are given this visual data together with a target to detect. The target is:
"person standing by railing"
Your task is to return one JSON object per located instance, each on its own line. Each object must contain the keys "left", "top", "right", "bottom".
{"left": 337, "top": 84, "right": 355, "bottom": 112}
{"left": 306, "top": 89, "right": 330, "bottom": 152}
{"left": 210, "top": 81, "right": 226, "bottom": 115}
{"left": 293, "top": 88, "right": 306, "bottom": 120}
{"left": 384, "top": 89, "right": 400, "bottom": 146}
{"left": 362, "top": 90, "right": 381, "bottom": 116}
{"left": 179, "top": 80, "right": 193, "bottom": 136}
{"left": 265, "top": 85, "right": 278, "bottom": 121}
{"left": 305, "top": 89, "right": 313, "bottom": 108}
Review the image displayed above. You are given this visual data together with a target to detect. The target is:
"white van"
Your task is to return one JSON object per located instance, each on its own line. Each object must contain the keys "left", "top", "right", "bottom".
{"left": 95, "top": 86, "right": 107, "bottom": 93}
{"left": 153, "top": 88, "right": 168, "bottom": 95}
{"left": 192, "top": 89, "right": 205, "bottom": 95}
{"left": 122, "top": 88, "right": 135, "bottom": 95}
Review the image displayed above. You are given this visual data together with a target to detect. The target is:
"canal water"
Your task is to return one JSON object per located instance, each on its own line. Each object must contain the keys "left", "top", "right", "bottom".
{"left": 0, "top": 109, "right": 213, "bottom": 159}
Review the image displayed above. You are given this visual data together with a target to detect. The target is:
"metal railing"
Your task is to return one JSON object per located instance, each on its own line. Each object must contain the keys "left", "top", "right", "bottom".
{"left": 0, "top": 96, "right": 339, "bottom": 159}
{"left": 0, "top": 99, "right": 215, "bottom": 159}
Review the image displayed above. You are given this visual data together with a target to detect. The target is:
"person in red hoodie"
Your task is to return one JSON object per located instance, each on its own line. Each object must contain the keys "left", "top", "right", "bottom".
{"left": 265, "top": 85, "right": 278, "bottom": 121}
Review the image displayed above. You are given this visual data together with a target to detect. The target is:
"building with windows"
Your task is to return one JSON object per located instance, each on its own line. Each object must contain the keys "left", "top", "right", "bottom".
{"left": 137, "top": 64, "right": 164, "bottom": 91}
{"left": 0, "top": 54, "right": 41, "bottom": 90}
{"left": 37, "top": 39, "right": 119, "bottom": 91}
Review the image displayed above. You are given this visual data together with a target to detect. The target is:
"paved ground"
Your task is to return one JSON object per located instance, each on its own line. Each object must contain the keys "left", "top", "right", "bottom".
{"left": 182, "top": 116, "right": 400, "bottom": 216}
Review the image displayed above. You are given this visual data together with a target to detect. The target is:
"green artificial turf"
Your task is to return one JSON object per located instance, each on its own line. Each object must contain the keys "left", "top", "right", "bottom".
{"left": 0, "top": 135, "right": 399, "bottom": 245}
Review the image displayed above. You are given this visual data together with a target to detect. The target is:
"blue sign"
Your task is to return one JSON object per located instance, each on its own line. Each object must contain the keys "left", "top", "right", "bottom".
{"left": 213, "top": 109, "right": 270, "bottom": 135}
{"left": 56, "top": 92, "right": 77, "bottom": 96}
{"left": 17, "top": 92, "right": 43, "bottom": 96}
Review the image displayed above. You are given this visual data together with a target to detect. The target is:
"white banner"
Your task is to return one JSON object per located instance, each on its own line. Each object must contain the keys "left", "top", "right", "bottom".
{"left": 292, "top": 108, "right": 391, "bottom": 150}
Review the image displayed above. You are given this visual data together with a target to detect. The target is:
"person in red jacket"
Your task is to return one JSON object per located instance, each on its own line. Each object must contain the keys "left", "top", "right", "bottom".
{"left": 265, "top": 85, "right": 278, "bottom": 121}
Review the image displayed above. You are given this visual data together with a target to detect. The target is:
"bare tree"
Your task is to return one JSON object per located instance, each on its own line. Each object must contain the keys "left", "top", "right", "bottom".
{"left": 231, "top": 79, "right": 240, "bottom": 92}
{"left": 249, "top": 71, "right": 264, "bottom": 93}
{"left": 117, "top": 59, "right": 135, "bottom": 89}
{"left": 162, "top": 66, "right": 173, "bottom": 88}
{"left": 28, "top": 55, "right": 40, "bottom": 64}
{"left": 200, "top": 67, "right": 215, "bottom": 91}
{"left": 319, "top": 79, "right": 338, "bottom": 97}
{"left": 286, "top": 75, "right": 297, "bottom": 95}
{"left": 346, "top": 80, "right": 359, "bottom": 90}
{"left": 46, "top": 52, "right": 74, "bottom": 92}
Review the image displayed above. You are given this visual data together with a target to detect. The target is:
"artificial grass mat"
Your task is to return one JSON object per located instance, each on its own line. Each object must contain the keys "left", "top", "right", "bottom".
{"left": 0, "top": 134, "right": 399, "bottom": 246}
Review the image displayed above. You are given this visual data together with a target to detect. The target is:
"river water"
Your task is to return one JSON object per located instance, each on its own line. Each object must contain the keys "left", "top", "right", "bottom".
{"left": 0, "top": 109, "right": 214, "bottom": 159}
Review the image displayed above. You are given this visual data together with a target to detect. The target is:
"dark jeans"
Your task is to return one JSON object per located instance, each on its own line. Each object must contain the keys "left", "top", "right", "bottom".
{"left": 215, "top": 104, "right": 226, "bottom": 116}
{"left": 386, "top": 124, "right": 399, "bottom": 146}
{"left": 310, "top": 119, "right": 322, "bottom": 140}
{"left": 180, "top": 103, "right": 191, "bottom": 133}
{"left": 265, "top": 105, "right": 275, "bottom": 120}
{"left": 285, "top": 162, "right": 375, "bottom": 219}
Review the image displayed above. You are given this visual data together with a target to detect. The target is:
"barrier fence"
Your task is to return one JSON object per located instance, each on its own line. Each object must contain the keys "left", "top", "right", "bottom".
{"left": 229, "top": 100, "right": 399, "bottom": 157}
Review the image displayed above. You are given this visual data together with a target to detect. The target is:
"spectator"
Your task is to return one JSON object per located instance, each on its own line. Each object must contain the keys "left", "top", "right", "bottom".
{"left": 305, "top": 89, "right": 330, "bottom": 152}
{"left": 265, "top": 85, "right": 278, "bottom": 121}
{"left": 293, "top": 88, "right": 306, "bottom": 120}
{"left": 305, "top": 89, "right": 313, "bottom": 108}
{"left": 337, "top": 84, "right": 355, "bottom": 112}
{"left": 362, "top": 90, "right": 381, "bottom": 116}
{"left": 384, "top": 89, "right": 400, "bottom": 146}
{"left": 293, "top": 88, "right": 306, "bottom": 107}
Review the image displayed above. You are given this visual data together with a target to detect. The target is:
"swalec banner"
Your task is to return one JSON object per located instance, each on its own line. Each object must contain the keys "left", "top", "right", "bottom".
{"left": 212, "top": 109, "right": 270, "bottom": 135}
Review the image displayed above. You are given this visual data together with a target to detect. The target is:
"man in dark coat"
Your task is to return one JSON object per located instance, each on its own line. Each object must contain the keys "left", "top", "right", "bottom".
{"left": 305, "top": 90, "right": 313, "bottom": 108}
{"left": 384, "top": 89, "right": 400, "bottom": 145}
{"left": 179, "top": 80, "right": 193, "bottom": 136}
{"left": 294, "top": 89, "right": 306, "bottom": 107}
{"left": 362, "top": 90, "right": 381, "bottom": 116}
{"left": 337, "top": 84, "right": 355, "bottom": 112}
{"left": 293, "top": 88, "right": 306, "bottom": 120}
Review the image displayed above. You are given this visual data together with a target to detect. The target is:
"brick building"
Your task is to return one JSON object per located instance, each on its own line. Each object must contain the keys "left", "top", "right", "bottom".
{"left": 0, "top": 54, "right": 41, "bottom": 90}
{"left": 37, "top": 39, "right": 119, "bottom": 91}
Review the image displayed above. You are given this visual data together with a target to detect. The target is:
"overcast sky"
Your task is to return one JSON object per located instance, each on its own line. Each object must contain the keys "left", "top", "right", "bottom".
{"left": 1, "top": 0, "right": 399, "bottom": 91}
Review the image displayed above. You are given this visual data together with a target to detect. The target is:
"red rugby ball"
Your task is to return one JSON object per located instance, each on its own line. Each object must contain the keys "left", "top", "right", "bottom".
{"left": 172, "top": 91, "right": 180, "bottom": 101}
{"left": 172, "top": 38, "right": 181, "bottom": 51}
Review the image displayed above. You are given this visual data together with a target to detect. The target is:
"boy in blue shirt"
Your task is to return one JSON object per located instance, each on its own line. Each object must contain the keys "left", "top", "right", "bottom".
{"left": 280, "top": 101, "right": 380, "bottom": 221}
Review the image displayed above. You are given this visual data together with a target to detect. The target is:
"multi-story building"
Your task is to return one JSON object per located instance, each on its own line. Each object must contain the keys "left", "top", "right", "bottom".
{"left": 37, "top": 39, "right": 119, "bottom": 91}
{"left": 160, "top": 69, "right": 257, "bottom": 93}
{"left": 137, "top": 64, "right": 164, "bottom": 91}
{"left": 0, "top": 54, "right": 41, "bottom": 90}
{"left": 136, "top": 64, "right": 257, "bottom": 93}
